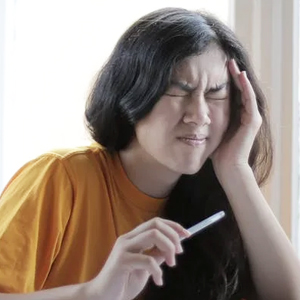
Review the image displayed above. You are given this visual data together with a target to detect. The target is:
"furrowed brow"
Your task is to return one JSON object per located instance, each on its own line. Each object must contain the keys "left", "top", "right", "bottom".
{"left": 207, "top": 82, "right": 229, "bottom": 93}
{"left": 170, "top": 80, "right": 195, "bottom": 92}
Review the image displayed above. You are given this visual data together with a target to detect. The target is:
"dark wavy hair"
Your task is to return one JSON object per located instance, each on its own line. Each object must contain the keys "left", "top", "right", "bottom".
{"left": 85, "top": 7, "right": 273, "bottom": 300}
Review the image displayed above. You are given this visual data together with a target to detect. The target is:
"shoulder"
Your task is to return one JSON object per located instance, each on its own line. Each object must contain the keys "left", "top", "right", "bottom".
{"left": 26, "top": 144, "right": 119, "bottom": 193}
{"left": 41, "top": 143, "right": 114, "bottom": 180}
{"left": 44, "top": 143, "right": 104, "bottom": 163}
{"left": 27, "top": 143, "right": 109, "bottom": 171}
{"left": 2, "top": 144, "right": 113, "bottom": 195}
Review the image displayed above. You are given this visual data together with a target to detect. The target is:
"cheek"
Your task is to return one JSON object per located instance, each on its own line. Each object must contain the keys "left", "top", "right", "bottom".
{"left": 136, "top": 99, "right": 182, "bottom": 136}
{"left": 135, "top": 115, "right": 169, "bottom": 150}
{"left": 223, "top": 108, "right": 231, "bottom": 131}
{"left": 211, "top": 104, "right": 230, "bottom": 134}
{"left": 135, "top": 122, "right": 171, "bottom": 163}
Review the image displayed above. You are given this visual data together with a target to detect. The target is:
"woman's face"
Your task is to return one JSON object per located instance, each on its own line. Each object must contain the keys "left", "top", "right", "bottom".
{"left": 134, "top": 45, "right": 230, "bottom": 176}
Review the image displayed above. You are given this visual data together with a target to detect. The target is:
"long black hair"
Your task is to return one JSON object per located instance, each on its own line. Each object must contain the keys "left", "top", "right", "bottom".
{"left": 85, "top": 7, "right": 273, "bottom": 300}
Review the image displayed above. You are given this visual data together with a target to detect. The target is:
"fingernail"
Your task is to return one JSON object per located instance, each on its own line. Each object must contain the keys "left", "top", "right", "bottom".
{"left": 172, "top": 257, "right": 176, "bottom": 267}
{"left": 184, "top": 229, "right": 191, "bottom": 236}
{"left": 168, "top": 256, "right": 176, "bottom": 267}
{"left": 176, "top": 244, "right": 183, "bottom": 254}
{"left": 158, "top": 277, "right": 163, "bottom": 286}
{"left": 230, "top": 58, "right": 237, "bottom": 66}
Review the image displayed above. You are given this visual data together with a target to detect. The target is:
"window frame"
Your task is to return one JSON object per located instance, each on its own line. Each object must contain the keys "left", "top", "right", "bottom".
{"left": 233, "top": 0, "right": 300, "bottom": 252}
{"left": 0, "top": 0, "right": 5, "bottom": 190}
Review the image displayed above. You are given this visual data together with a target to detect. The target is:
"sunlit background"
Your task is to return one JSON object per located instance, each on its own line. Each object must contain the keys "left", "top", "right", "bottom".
{"left": 1, "top": 0, "right": 230, "bottom": 189}
{"left": 1, "top": 0, "right": 300, "bottom": 254}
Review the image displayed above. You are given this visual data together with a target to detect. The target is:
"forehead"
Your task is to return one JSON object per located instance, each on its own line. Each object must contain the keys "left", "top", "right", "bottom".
{"left": 172, "top": 45, "right": 229, "bottom": 85}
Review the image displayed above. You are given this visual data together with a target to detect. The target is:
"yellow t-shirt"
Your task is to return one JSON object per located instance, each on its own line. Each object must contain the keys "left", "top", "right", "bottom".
{"left": 0, "top": 144, "right": 165, "bottom": 292}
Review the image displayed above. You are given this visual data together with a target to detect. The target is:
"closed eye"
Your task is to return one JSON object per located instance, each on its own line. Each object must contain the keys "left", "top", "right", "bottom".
{"left": 165, "top": 81, "right": 194, "bottom": 97}
{"left": 206, "top": 82, "right": 229, "bottom": 100}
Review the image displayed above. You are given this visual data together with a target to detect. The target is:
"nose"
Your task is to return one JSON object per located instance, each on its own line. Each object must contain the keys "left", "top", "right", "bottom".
{"left": 182, "top": 93, "right": 211, "bottom": 126}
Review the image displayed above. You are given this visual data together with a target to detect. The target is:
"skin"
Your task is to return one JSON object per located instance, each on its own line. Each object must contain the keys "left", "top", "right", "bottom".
{"left": 1, "top": 45, "right": 300, "bottom": 300}
{"left": 120, "top": 45, "right": 230, "bottom": 198}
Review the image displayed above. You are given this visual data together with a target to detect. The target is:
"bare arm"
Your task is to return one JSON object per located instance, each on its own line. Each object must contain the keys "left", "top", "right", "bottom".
{"left": 212, "top": 59, "right": 300, "bottom": 300}
{"left": 0, "top": 217, "right": 189, "bottom": 300}
{"left": 220, "top": 166, "right": 300, "bottom": 300}
{"left": 0, "top": 283, "right": 89, "bottom": 300}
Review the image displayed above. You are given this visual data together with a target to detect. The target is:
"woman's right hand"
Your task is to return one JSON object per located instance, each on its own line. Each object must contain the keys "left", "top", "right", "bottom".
{"left": 85, "top": 217, "right": 190, "bottom": 300}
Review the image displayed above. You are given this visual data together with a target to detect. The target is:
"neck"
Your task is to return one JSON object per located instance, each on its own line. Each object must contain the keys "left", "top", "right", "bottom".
{"left": 119, "top": 142, "right": 181, "bottom": 198}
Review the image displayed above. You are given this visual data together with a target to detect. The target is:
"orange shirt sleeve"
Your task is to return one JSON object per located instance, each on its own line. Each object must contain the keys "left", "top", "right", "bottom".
{"left": 0, "top": 154, "right": 73, "bottom": 292}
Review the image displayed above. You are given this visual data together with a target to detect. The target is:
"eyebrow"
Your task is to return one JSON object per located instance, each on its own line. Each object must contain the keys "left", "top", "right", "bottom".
{"left": 170, "top": 80, "right": 196, "bottom": 92}
{"left": 207, "top": 82, "right": 229, "bottom": 93}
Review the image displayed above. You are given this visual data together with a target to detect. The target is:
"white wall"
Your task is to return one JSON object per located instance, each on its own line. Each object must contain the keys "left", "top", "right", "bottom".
{"left": 0, "top": 0, "right": 231, "bottom": 191}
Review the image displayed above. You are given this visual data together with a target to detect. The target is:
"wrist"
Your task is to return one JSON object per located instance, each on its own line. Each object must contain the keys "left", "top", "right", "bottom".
{"left": 216, "top": 163, "right": 254, "bottom": 186}
{"left": 78, "top": 280, "right": 105, "bottom": 300}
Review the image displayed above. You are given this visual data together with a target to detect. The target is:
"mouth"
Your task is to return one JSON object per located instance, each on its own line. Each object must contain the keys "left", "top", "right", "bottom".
{"left": 177, "top": 136, "right": 207, "bottom": 147}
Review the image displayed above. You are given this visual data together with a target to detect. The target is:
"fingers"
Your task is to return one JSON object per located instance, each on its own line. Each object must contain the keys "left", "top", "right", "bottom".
{"left": 125, "top": 217, "right": 190, "bottom": 239}
{"left": 126, "top": 229, "right": 178, "bottom": 267}
{"left": 228, "top": 59, "right": 261, "bottom": 126}
{"left": 124, "top": 252, "right": 164, "bottom": 286}
{"left": 239, "top": 71, "right": 259, "bottom": 112}
{"left": 228, "top": 58, "right": 242, "bottom": 90}
{"left": 228, "top": 58, "right": 255, "bottom": 104}
{"left": 111, "top": 217, "right": 190, "bottom": 289}
{"left": 123, "top": 217, "right": 190, "bottom": 254}
{"left": 239, "top": 71, "right": 262, "bottom": 128}
{"left": 115, "top": 217, "right": 190, "bottom": 269}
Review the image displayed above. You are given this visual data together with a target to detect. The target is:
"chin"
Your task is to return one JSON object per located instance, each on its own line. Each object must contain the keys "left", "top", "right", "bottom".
{"left": 177, "top": 156, "right": 209, "bottom": 175}
{"left": 181, "top": 169, "right": 200, "bottom": 175}
{"left": 167, "top": 155, "right": 208, "bottom": 176}
{"left": 177, "top": 151, "right": 210, "bottom": 172}
{"left": 178, "top": 163, "right": 204, "bottom": 175}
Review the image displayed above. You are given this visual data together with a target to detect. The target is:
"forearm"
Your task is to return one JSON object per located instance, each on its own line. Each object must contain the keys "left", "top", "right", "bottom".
{"left": 0, "top": 282, "right": 98, "bottom": 300}
{"left": 219, "top": 166, "right": 300, "bottom": 300}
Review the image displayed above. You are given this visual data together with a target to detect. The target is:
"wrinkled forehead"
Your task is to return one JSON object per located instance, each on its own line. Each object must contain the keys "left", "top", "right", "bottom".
{"left": 171, "top": 45, "right": 229, "bottom": 87}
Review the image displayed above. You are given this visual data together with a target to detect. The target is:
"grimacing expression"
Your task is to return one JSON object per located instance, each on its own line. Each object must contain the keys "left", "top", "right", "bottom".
{"left": 135, "top": 45, "right": 230, "bottom": 176}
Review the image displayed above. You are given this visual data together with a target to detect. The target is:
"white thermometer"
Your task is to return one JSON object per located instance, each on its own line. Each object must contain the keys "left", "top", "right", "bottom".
{"left": 182, "top": 211, "right": 226, "bottom": 241}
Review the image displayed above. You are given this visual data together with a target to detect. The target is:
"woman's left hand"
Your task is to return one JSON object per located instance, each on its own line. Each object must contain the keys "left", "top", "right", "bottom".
{"left": 211, "top": 59, "right": 262, "bottom": 180}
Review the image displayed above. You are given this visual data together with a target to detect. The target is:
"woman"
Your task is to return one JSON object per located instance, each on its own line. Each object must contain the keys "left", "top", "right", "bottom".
{"left": 0, "top": 7, "right": 299, "bottom": 300}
